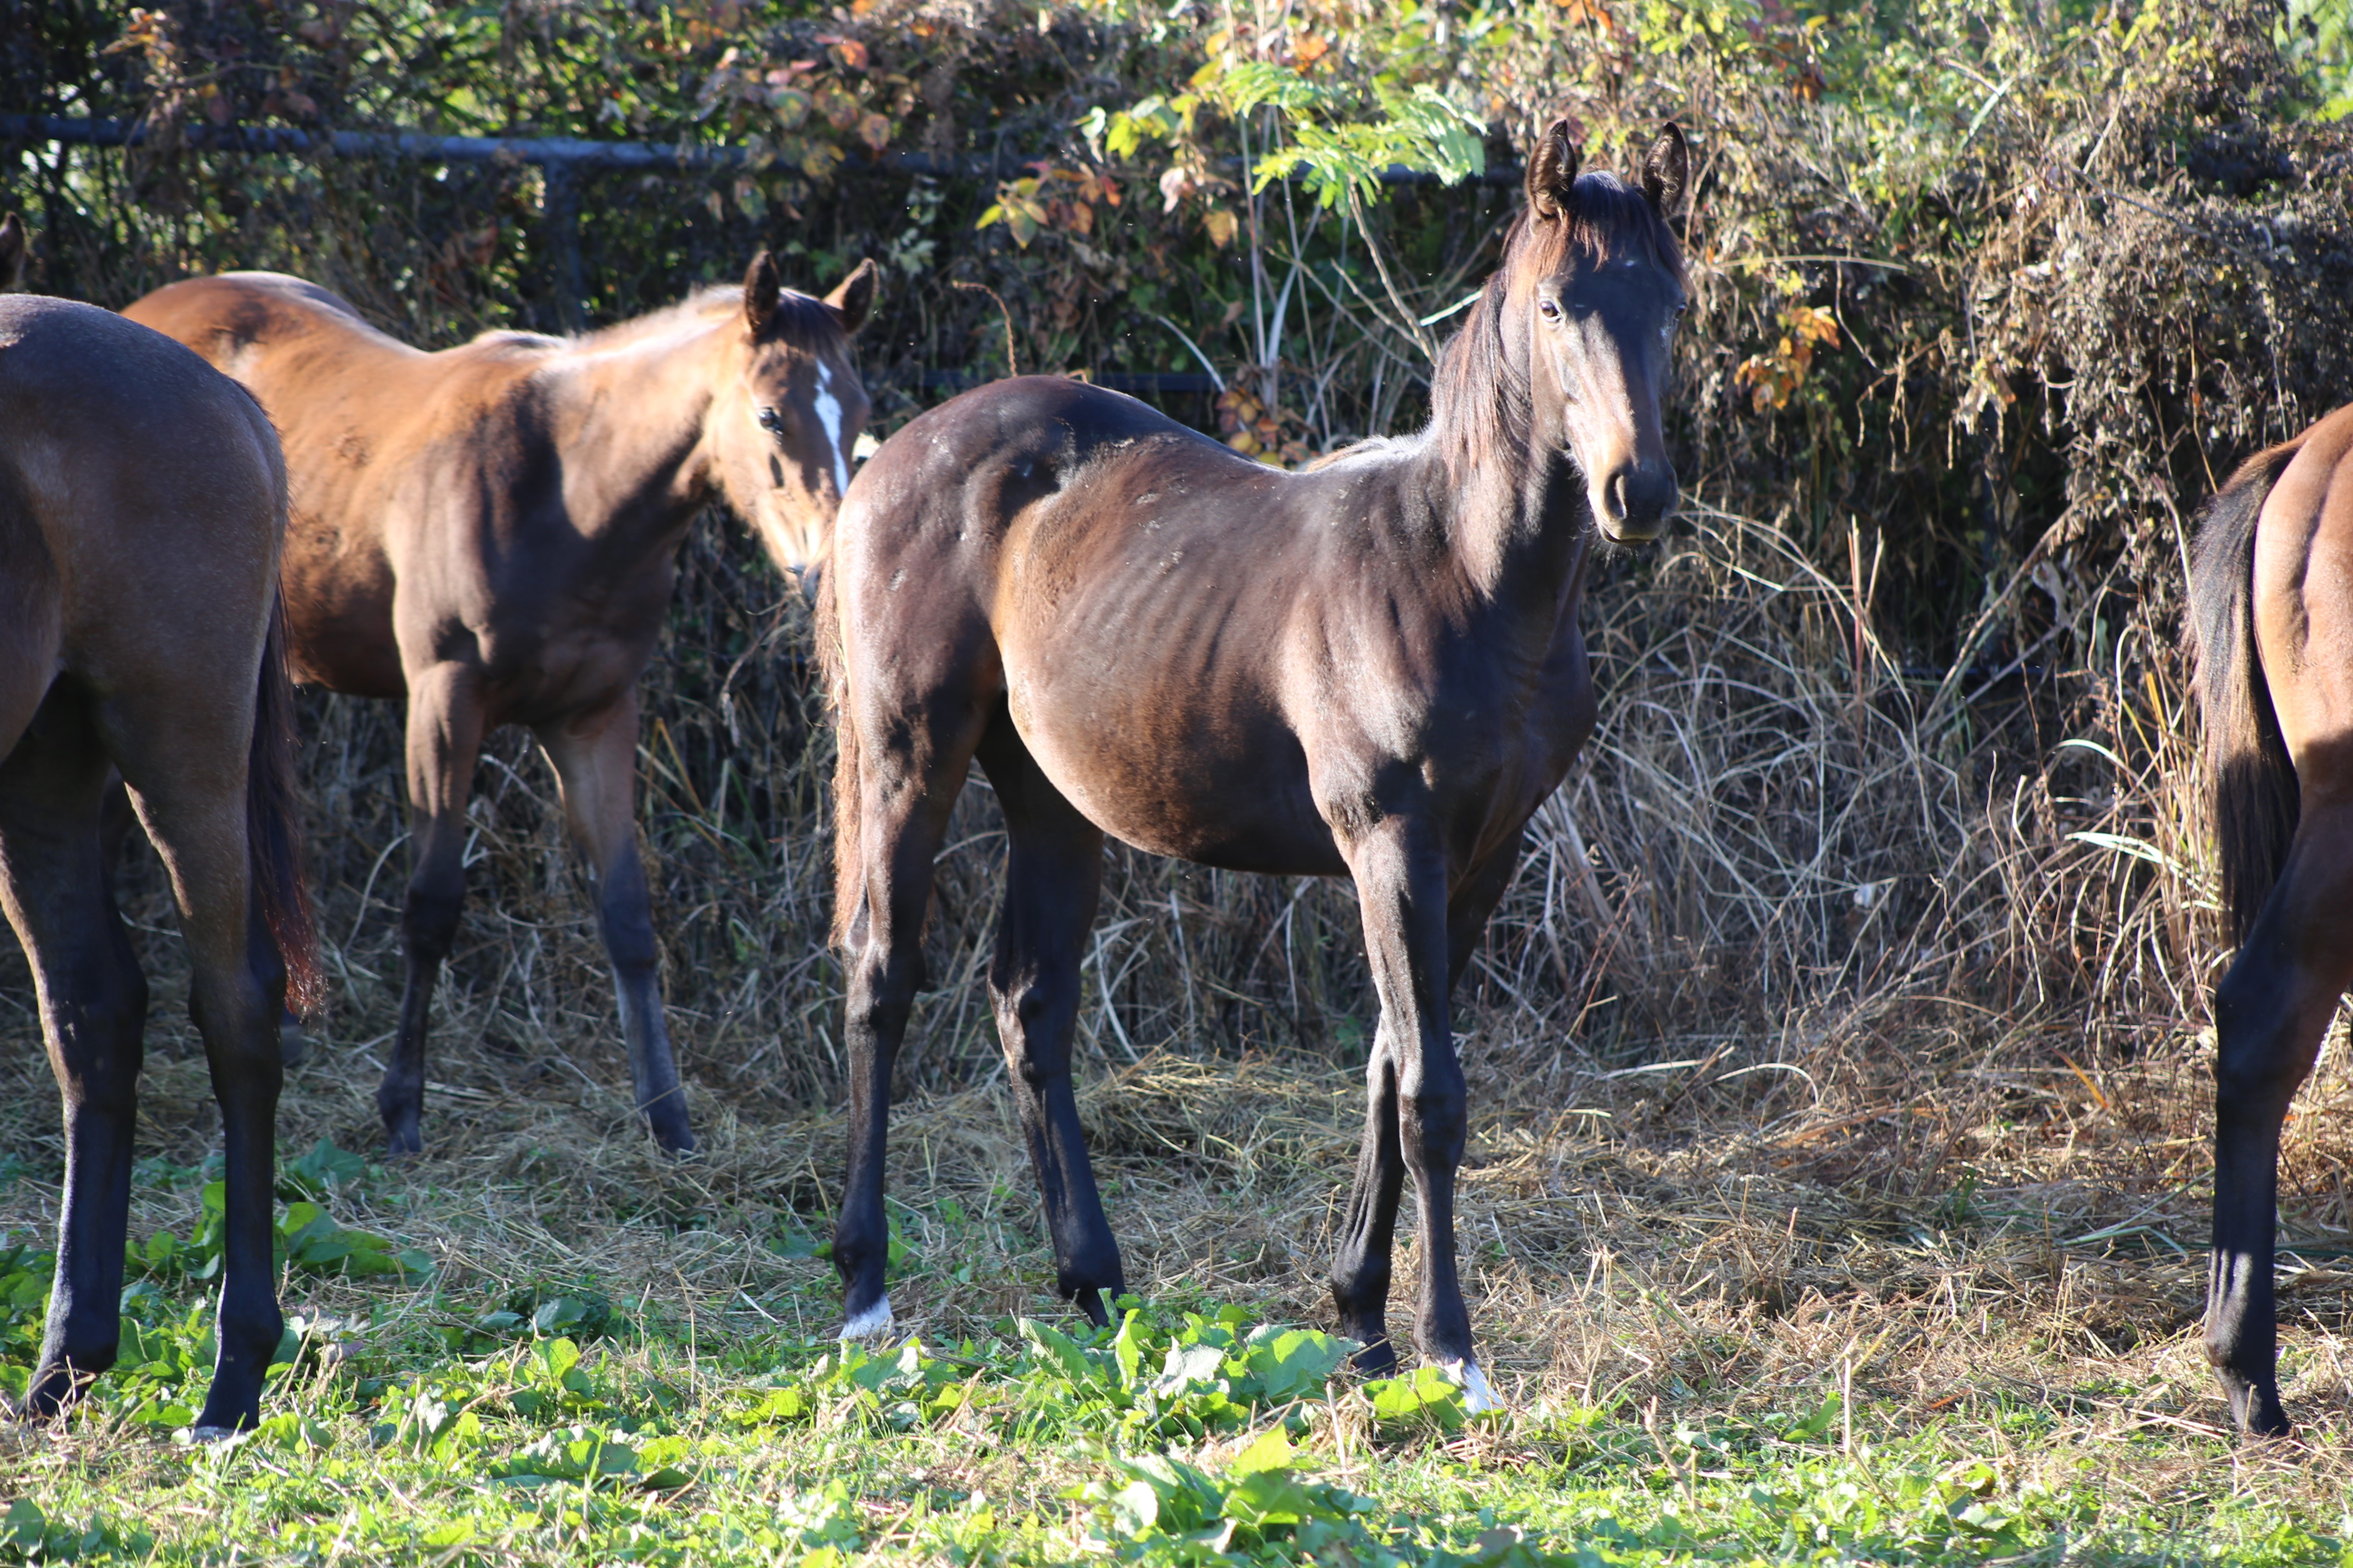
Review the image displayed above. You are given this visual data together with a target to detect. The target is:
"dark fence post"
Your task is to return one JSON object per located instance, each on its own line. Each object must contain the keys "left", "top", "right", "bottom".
{"left": 544, "top": 158, "right": 584, "bottom": 331}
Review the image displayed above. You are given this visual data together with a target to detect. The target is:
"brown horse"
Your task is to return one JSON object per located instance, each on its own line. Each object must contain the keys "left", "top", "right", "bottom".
{"left": 125, "top": 255, "right": 876, "bottom": 1156}
{"left": 817, "top": 122, "right": 1687, "bottom": 1395}
{"left": 0, "top": 231, "right": 320, "bottom": 1431}
{"left": 2189, "top": 400, "right": 2353, "bottom": 1438}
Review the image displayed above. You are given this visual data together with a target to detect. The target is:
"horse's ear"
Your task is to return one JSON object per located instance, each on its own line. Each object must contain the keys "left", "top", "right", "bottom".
{"left": 0, "top": 214, "right": 26, "bottom": 293}
{"left": 824, "top": 258, "right": 879, "bottom": 335}
{"left": 743, "top": 250, "right": 782, "bottom": 334}
{"left": 1641, "top": 123, "right": 1689, "bottom": 217}
{"left": 1524, "top": 119, "right": 1578, "bottom": 223}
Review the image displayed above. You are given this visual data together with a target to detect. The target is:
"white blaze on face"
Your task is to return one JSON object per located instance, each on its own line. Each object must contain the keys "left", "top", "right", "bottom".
{"left": 812, "top": 358, "right": 852, "bottom": 495}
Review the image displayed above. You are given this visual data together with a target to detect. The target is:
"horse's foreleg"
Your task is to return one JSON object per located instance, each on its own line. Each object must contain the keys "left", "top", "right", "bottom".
{"left": 977, "top": 727, "right": 1121, "bottom": 1324}
{"left": 2205, "top": 801, "right": 2353, "bottom": 1438}
{"left": 0, "top": 689, "right": 146, "bottom": 1422}
{"left": 382, "top": 663, "right": 485, "bottom": 1156}
{"left": 1330, "top": 1040, "right": 1404, "bottom": 1372}
{"left": 1342, "top": 812, "right": 1495, "bottom": 1408}
{"left": 537, "top": 690, "right": 693, "bottom": 1154}
{"left": 833, "top": 720, "right": 968, "bottom": 1342}
{"left": 1329, "top": 829, "right": 1525, "bottom": 1375}
{"left": 1446, "top": 829, "right": 1527, "bottom": 991}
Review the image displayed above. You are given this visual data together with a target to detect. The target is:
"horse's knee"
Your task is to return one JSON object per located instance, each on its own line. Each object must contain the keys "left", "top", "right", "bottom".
{"left": 1402, "top": 1082, "right": 1467, "bottom": 1164}
{"left": 401, "top": 877, "right": 464, "bottom": 963}
{"left": 51, "top": 976, "right": 147, "bottom": 1107}
{"left": 849, "top": 929, "right": 924, "bottom": 1014}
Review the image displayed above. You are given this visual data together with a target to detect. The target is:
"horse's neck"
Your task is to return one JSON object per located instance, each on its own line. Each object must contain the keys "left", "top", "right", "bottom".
{"left": 538, "top": 324, "right": 723, "bottom": 543}
{"left": 1414, "top": 375, "right": 1593, "bottom": 647}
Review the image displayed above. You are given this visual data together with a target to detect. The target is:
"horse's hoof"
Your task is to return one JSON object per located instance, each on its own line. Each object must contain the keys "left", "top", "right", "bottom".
{"left": 1346, "top": 1336, "right": 1398, "bottom": 1378}
{"left": 1433, "top": 1357, "right": 1505, "bottom": 1414}
{"left": 382, "top": 1125, "right": 423, "bottom": 1160}
{"left": 838, "top": 1294, "right": 893, "bottom": 1342}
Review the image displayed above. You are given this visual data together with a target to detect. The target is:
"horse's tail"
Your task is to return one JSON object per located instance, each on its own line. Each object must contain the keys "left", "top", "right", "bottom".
{"left": 808, "top": 550, "right": 862, "bottom": 951}
{"left": 2189, "top": 440, "right": 2305, "bottom": 945}
{"left": 249, "top": 594, "right": 323, "bottom": 1014}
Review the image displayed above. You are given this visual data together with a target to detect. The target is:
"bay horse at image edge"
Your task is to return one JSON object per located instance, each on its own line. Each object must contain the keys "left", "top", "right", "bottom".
{"left": 0, "top": 215, "right": 321, "bottom": 1433}
{"left": 816, "top": 121, "right": 1690, "bottom": 1401}
{"left": 2191, "top": 398, "right": 2353, "bottom": 1439}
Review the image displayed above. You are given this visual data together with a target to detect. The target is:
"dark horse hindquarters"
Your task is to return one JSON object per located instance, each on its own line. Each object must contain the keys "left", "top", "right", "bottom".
{"left": 2187, "top": 403, "right": 2353, "bottom": 1439}
{"left": 0, "top": 280, "right": 318, "bottom": 1434}
{"left": 820, "top": 122, "right": 1690, "bottom": 1399}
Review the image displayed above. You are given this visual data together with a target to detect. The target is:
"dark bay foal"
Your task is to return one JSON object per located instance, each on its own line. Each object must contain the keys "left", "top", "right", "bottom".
{"left": 2190, "top": 401, "right": 2353, "bottom": 1438}
{"left": 127, "top": 255, "right": 874, "bottom": 1156}
{"left": 818, "top": 123, "right": 1689, "bottom": 1398}
{"left": 0, "top": 230, "right": 320, "bottom": 1431}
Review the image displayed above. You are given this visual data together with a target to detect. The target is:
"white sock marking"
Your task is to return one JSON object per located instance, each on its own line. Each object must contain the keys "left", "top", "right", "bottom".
{"left": 838, "top": 1294, "right": 893, "bottom": 1342}
{"left": 1435, "top": 1357, "right": 1505, "bottom": 1413}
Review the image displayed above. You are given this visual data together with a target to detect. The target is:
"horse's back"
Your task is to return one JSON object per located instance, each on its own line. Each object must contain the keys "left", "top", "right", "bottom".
{"left": 854, "top": 375, "right": 1219, "bottom": 501}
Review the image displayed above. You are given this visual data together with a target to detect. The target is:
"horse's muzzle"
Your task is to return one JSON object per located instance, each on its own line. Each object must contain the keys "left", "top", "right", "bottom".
{"left": 1597, "top": 459, "right": 1678, "bottom": 543}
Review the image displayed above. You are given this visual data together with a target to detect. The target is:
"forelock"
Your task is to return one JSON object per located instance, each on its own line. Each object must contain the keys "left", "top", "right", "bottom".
{"left": 685, "top": 281, "right": 848, "bottom": 352}
{"left": 1516, "top": 171, "right": 1686, "bottom": 286}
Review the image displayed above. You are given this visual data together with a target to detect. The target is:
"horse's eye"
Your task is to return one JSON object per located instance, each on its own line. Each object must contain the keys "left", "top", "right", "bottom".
{"left": 757, "top": 405, "right": 786, "bottom": 436}
{"left": 1538, "top": 298, "right": 1561, "bottom": 322}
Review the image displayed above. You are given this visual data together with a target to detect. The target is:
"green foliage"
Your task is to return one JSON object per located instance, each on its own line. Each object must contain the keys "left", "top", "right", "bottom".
{"left": 130, "top": 1177, "right": 431, "bottom": 1285}
{"left": 1085, "top": 1427, "right": 1382, "bottom": 1564}
{"left": 2281, "top": 0, "right": 2353, "bottom": 118}
{"left": 1001, "top": 1304, "right": 1359, "bottom": 1442}
{"left": 0, "top": 1501, "right": 152, "bottom": 1565}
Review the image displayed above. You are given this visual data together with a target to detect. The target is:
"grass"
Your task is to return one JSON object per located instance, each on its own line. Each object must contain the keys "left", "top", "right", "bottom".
{"left": 5, "top": 997, "right": 2353, "bottom": 1562}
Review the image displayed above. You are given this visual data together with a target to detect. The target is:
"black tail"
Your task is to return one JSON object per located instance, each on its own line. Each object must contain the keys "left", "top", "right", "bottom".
{"left": 808, "top": 547, "right": 864, "bottom": 952}
{"left": 2188, "top": 441, "right": 2304, "bottom": 944}
{"left": 248, "top": 595, "right": 322, "bottom": 1014}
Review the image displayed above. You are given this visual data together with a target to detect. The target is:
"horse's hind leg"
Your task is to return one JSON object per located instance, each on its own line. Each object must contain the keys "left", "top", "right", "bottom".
{"left": 0, "top": 684, "right": 147, "bottom": 1420}
{"left": 2206, "top": 794, "right": 2353, "bottom": 1437}
{"left": 537, "top": 689, "right": 694, "bottom": 1154}
{"left": 108, "top": 691, "right": 287, "bottom": 1432}
{"left": 380, "top": 662, "right": 487, "bottom": 1155}
{"left": 975, "top": 723, "right": 1123, "bottom": 1322}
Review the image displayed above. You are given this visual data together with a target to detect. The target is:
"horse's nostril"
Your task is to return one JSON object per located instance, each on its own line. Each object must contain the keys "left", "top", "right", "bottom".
{"left": 1608, "top": 471, "right": 1630, "bottom": 519}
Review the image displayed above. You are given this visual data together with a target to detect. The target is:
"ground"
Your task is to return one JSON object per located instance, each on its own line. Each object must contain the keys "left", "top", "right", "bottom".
{"left": 3, "top": 950, "right": 2352, "bottom": 1564}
